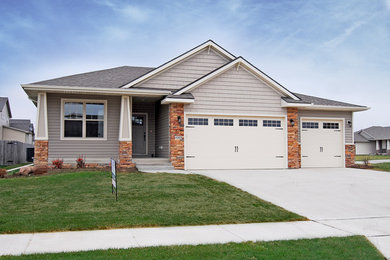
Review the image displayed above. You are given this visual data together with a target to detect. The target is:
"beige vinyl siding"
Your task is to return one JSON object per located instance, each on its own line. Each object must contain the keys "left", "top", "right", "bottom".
{"left": 185, "top": 66, "right": 286, "bottom": 115}
{"left": 136, "top": 49, "right": 229, "bottom": 90}
{"left": 2, "top": 127, "right": 28, "bottom": 143}
{"left": 133, "top": 102, "right": 155, "bottom": 156}
{"left": 47, "top": 93, "right": 120, "bottom": 162}
{"left": 298, "top": 110, "right": 353, "bottom": 144}
{"left": 155, "top": 103, "right": 169, "bottom": 158}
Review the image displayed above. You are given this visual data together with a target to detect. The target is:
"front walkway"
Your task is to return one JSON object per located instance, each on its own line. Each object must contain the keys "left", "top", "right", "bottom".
{"left": 0, "top": 221, "right": 350, "bottom": 256}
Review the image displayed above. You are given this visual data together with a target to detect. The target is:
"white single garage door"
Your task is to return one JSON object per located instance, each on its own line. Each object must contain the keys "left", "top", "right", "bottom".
{"left": 301, "top": 119, "right": 344, "bottom": 168}
{"left": 185, "top": 115, "right": 286, "bottom": 170}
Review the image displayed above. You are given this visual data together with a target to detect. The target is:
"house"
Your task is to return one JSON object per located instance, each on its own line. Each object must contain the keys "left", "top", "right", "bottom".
{"left": 354, "top": 126, "right": 390, "bottom": 155}
{"left": 0, "top": 97, "right": 34, "bottom": 144}
{"left": 21, "top": 40, "right": 368, "bottom": 170}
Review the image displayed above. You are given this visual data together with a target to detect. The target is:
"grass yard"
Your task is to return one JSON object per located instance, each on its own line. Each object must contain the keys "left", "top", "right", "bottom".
{"left": 1, "top": 236, "right": 383, "bottom": 259}
{"left": 355, "top": 154, "right": 390, "bottom": 161}
{"left": 0, "top": 171, "right": 304, "bottom": 234}
{"left": 0, "top": 162, "right": 31, "bottom": 170}
{"left": 372, "top": 162, "right": 390, "bottom": 172}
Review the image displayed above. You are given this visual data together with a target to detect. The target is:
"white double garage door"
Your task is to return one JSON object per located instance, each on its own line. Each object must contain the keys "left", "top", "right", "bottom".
{"left": 184, "top": 115, "right": 344, "bottom": 170}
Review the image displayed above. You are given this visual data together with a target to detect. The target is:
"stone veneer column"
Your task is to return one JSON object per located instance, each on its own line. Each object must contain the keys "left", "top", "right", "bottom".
{"left": 169, "top": 103, "right": 184, "bottom": 169}
{"left": 345, "top": 144, "right": 356, "bottom": 167}
{"left": 119, "top": 141, "right": 135, "bottom": 170}
{"left": 287, "top": 107, "right": 300, "bottom": 168}
{"left": 34, "top": 140, "right": 48, "bottom": 166}
{"left": 118, "top": 96, "right": 134, "bottom": 171}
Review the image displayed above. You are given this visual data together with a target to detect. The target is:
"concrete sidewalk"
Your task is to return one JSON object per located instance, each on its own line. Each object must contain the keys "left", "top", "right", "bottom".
{"left": 0, "top": 221, "right": 351, "bottom": 256}
{"left": 355, "top": 159, "right": 390, "bottom": 164}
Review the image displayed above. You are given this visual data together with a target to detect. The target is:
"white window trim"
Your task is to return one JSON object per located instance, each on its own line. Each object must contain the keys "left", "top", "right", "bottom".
{"left": 60, "top": 98, "right": 108, "bottom": 141}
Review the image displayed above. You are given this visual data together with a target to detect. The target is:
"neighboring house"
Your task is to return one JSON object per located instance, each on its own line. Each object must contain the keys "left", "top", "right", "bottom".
{"left": 354, "top": 126, "right": 390, "bottom": 155}
{"left": 0, "top": 97, "right": 34, "bottom": 144}
{"left": 22, "top": 40, "right": 368, "bottom": 170}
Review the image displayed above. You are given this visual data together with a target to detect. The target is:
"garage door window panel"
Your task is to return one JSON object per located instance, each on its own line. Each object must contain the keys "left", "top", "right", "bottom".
{"left": 188, "top": 118, "right": 208, "bottom": 126}
{"left": 214, "top": 119, "right": 233, "bottom": 126}
{"left": 239, "top": 119, "right": 258, "bottom": 127}
{"left": 302, "top": 122, "right": 319, "bottom": 129}
{"left": 263, "top": 120, "right": 281, "bottom": 127}
{"left": 323, "top": 123, "right": 339, "bottom": 129}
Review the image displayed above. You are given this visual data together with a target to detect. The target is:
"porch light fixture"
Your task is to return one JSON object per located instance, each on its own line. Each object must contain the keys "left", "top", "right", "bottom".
{"left": 347, "top": 120, "right": 352, "bottom": 127}
{"left": 290, "top": 119, "right": 295, "bottom": 126}
{"left": 178, "top": 116, "right": 182, "bottom": 124}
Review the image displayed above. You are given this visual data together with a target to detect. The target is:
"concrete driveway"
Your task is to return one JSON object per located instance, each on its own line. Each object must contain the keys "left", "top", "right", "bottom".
{"left": 196, "top": 168, "right": 390, "bottom": 258}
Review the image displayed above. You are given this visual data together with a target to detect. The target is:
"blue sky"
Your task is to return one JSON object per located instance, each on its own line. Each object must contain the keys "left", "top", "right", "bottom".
{"left": 0, "top": 0, "right": 389, "bottom": 131}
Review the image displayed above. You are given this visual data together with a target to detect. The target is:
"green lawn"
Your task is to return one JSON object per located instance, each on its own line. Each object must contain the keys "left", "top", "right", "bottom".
{"left": 0, "top": 171, "right": 304, "bottom": 234}
{"left": 355, "top": 154, "right": 390, "bottom": 161}
{"left": 373, "top": 162, "right": 390, "bottom": 172}
{"left": 0, "top": 162, "right": 31, "bottom": 170}
{"left": 2, "top": 236, "right": 383, "bottom": 259}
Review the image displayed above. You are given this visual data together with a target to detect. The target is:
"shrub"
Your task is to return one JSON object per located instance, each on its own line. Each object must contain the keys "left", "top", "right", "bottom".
{"left": 76, "top": 155, "right": 85, "bottom": 168}
{"left": 52, "top": 159, "right": 63, "bottom": 169}
{"left": 363, "top": 156, "right": 370, "bottom": 167}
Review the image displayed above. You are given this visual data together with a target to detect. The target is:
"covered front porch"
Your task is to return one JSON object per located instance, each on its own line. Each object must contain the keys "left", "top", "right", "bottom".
{"left": 131, "top": 96, "right": 170, "bottom": 159}
{"left": 119, "top": 95, "right": 186, "bottom": 170}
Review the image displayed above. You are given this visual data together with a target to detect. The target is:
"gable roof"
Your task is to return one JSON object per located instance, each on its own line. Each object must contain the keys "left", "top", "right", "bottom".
{"left": 0, "top": 97, "right": 12, "bottom": 118}
{"left": 355, "top": 126, "right": 390, "bottom": 142}
{"left": 9, "top": 119, "right": 33, "bottom": 133}
{"left": 121, "top": 40, "right": 236, "bottom": 89}
{"left": 30, "top": 66, "right": 154, "bottom": 89}
{"left": 287, "top": 93, "right": 365, "bottom": 108}
{"left": 173, "top": 57, "right": 300, "bottom": 100}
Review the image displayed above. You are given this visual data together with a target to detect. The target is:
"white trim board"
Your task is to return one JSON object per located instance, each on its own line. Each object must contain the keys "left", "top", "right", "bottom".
{"left": 119, "top": 96, "right": 132, "bottom": 141}
{"left": 35, "top": 92, "right": 48, "bottom": 140}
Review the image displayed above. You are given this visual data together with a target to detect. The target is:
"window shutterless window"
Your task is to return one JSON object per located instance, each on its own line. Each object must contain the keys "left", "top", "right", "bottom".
{"left": 323, "top": 122, "right": 339, "bottom": 129}
{"left": 263, "top": 120, "right": 281, "bottom": 127}
{"left": 188, "top": 118, "right": 208, "bottom": 126}
{"left": 62, "top": 100, "right": 107, "bottom": 139}
{"left": 239, "top": 119, "right": 258, "bottom": 127}
{"left": 302, "top": 122, "right": 319, "bottom": 129}
{"left": 214, "top": 118, "right": 233, "bottom": 126}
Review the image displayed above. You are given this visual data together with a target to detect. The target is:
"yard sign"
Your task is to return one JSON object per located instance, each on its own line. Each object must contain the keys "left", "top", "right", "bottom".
{"left": 111, "top": 158, "right": 118, "bottom": 201}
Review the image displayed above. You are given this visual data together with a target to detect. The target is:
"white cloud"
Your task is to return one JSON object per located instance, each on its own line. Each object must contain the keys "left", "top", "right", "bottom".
{"left": 99, "top": 0, "right": 149, "bottom": 22}
{"left": 120, "top": 5, "right": 148, "bottom": 22}
{"left": 385, "top": 0, "right": 390, "bottom": 9}
{"left": 323, "top": 20, "right": 365, "bottom": 49}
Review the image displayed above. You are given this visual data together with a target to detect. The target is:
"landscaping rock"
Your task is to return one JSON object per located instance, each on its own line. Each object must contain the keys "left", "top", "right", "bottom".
{"left": 33, "top": 166, "right": 48, "bottom": 175}
{"left": 19, "top": 166, "right": 34, "bottom": 176}
{"left": 0, "top": 169, "right": 6, "bottom": 178}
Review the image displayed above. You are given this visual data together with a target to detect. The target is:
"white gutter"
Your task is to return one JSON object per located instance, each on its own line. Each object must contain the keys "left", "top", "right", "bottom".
{"left": 281, "top": 99, "right": 369, "bottom": 112}
{"left": 22, "top": 84, "right": 171, "bottom": 97}
{"left": 161, "top": 98, "right": 195, "bottom": 104}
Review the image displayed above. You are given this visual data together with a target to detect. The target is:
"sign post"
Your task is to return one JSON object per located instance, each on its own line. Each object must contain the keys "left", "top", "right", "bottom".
{"left": 111, "top": 158, "right": 117, "bottom": 201}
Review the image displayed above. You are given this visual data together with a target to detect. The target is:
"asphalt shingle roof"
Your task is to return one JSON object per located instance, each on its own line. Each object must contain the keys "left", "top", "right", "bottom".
{"left": 0, "top": 97, "right": 8, "bottom": 112}
{"left": 31, "top": 66, "right": 154, "bottom": 89}
{"left": 282, "top": 92, "right": 365, "bottom": 108}
{"left": 9, "top": 119, "right": 33, "bottom": 132}
{"left": 355, "top": 126, "right": 390, "bottom": 142}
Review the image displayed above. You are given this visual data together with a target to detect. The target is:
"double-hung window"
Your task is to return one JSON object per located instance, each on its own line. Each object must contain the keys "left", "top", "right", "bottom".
{"left": 62, "top": 99, "right": 107, "bottom": 139}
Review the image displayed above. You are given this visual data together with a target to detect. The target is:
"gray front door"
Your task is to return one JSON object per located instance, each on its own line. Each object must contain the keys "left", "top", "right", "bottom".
{"left": 132, "top": 114, "right": 146, "bottom": 155}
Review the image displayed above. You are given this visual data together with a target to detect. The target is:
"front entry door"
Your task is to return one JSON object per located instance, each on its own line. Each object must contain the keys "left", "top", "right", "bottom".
{"left": 132, "top": 114, "right": 147, "bottom": 155}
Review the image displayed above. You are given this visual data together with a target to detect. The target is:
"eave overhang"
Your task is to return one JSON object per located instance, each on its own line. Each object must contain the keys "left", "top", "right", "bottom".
{"left": 281, "top": 99, "right": 369, "bottom": 112}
